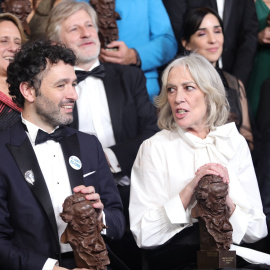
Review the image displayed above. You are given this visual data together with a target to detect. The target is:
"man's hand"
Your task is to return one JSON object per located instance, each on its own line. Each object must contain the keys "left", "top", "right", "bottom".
{"left": 100, "top": 41, "right": 137, "bottom": 65}
{"left": 73, "top": 185, "right": 104, "bottom": 221}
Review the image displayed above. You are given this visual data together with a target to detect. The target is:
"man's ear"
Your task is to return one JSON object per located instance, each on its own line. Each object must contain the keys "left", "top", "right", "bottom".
{"left": 20, "top": 82, "right": 36, "bottom": 103}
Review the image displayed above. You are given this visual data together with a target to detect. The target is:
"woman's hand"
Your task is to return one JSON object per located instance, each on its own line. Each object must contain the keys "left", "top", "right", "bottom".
{"left": 180, "top": 163, "right": 229, "bottom": 209}
{"left": 195, "top": 163, "right": 229, "bottom": 184}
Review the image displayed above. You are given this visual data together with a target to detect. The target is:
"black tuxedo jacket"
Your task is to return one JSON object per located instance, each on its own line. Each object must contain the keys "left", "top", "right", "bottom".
{"left": 163, "top": 0, "right": 258, "bottom": 86}
{"left": 71, "top": 63, "right": 159, "bottom": 177}
{"left": 255, "top": 78, "right": 270, "bottom": 232}
{"left": 0, "top": 122, "right": 125, "bottom": 270}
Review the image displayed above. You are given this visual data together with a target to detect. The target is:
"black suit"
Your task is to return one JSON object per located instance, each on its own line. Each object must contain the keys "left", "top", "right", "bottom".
{"left": 255, "top": 79, "right": 270, "bottom": 253}
{"left": 0, "top": 121, "right": 125, "bottom": 270}
{"left": 163, "top": 0, "right": 258, "bottom": 86}
{"left": 71, "top": 62, "right": 159, "bottom": 177}
{"left": 71, "top": 62, "right": 158, "bottom": 269}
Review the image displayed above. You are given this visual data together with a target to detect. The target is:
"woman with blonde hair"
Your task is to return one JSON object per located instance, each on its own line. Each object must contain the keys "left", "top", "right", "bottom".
{"left": 129, "top": 53, "right": 267, "bottom": 269}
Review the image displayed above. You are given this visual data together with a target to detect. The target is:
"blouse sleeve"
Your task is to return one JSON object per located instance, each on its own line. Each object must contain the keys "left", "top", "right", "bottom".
{"left": 129, "top": 139, "right": 193, "bottom": 248}
{"left": 228, "top": 136, "right": 267, "bottom": 244}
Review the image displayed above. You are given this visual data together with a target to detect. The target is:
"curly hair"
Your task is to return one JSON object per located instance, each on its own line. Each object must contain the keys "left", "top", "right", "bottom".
{"left": 7, "top": 38, "right": 77, "bottom": 108}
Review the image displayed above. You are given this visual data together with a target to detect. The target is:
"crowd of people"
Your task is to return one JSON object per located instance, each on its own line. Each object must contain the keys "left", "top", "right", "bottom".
{"left": 0, "top": 0, "right": 269, "bottom": 270}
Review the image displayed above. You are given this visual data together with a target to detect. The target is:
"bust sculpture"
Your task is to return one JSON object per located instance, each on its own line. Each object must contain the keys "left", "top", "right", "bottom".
{"left": 90, "top": 0, "right": 120, "bottom": 48}
{"left": 60, "top": 193, "right": 110, "bottom": 270}
{"left": 1, "top": 0, "right": 32, "bottom": 36}
{"left": 191, "top": 174, "right": 233, "bottom": 251}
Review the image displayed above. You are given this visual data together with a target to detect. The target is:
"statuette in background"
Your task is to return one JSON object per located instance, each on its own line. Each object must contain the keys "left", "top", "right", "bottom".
{"left": 1, "top": 0, "right": 32, "bottom": 36}
{"left": 90, "top": 0, "right": 120, "bottom": 49}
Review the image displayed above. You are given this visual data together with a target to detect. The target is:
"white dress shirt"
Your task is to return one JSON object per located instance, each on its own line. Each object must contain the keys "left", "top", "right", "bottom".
{"left": 22, "top": 118, "right": 72, "bottom": 270}
{"left": 217, "top": 0, "right": 225, "bottom": 68}
{"left": 130, "top": 123, "right": 268, "bottom": 263}
{"left": 75, "top": 60, "right": 120, "bottom": 174}
{"left": 22, "top": 116, "right": 108, "bottom": 269}
{"left": 217, "top": 0, "right": 225, "bottom": 19}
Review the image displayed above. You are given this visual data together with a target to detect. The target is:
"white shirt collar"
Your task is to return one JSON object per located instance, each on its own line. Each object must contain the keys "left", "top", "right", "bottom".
{"left": 21, "top": 116, "right": 59, "bottom": 144}
{"left": 74, "top": 59, "right": 100, "bottom": 72}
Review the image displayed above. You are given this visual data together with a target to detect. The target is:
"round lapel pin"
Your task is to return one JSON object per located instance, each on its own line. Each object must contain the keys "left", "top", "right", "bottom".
{"left": 69, "top": 156, "right": 82, "bottom": 170}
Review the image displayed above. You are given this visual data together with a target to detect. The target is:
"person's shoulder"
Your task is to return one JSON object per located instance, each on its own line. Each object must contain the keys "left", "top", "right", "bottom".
{"left": 65, "top": 126, "right": 100, "bottom": 144}
{"left": 141, "top": 129, "right": 176, "bottom": 147}
{"left": 0, "top": 127, "right": 12, "bottom": 143}
{"left": 215, "top": 122, "right": 241, "bottom": 136}
{"left": 103, "top": 62, "right": 144, "bottom": 77}
{"left": 222, "top": 70, "right": 239, "bottom": 90}
{"left": 215, "top": 122, "right": 247, "bottom": 146}
{"left": 137, "top": 129, "right": 178, "bottom": 161}
{"left": 0, "top": 121, "right": 23, "bottom": 141}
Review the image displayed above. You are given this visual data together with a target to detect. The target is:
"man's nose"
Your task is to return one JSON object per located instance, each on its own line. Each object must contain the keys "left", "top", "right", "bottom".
{"left": 67, "top": 85, "right": 78, "bottom": 101}
{"left": 81, "top": 27, "right": 91, "bottom": 38}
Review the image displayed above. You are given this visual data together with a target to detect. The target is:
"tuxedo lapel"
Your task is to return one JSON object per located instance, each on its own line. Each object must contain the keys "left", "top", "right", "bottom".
{"left": 103, "top": 65, "right": 123, "bottom": 143}
{"left": 211, "top": 0, "right": 218, "bottom": 10}
{"left": 223, "top": 0, "right": 233, "bottom": 32}
{"left": 60, "top": 133, "right": 84, "bottom": 190}
{"left": 7, "top": 136, "right": 59, "bottom": 244}
{"left": 69, "top": 102, "right": 79, "bottom": 130}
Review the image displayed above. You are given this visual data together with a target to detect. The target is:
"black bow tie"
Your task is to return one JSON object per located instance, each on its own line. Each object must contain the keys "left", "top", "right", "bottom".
{"left": 35, "top": 127, "right": 65, "bottom": 145}
{"left": 75, "top": 64, "right": 105, "bottom": 83}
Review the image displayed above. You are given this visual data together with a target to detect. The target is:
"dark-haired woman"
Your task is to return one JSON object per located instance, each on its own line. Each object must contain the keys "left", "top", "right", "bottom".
{"left": 182, "top": 7, "right": 254, "bottom": 152}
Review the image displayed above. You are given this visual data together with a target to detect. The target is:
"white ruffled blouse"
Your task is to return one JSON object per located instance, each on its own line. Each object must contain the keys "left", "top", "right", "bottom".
{"left": 129, "top": 122, "right": 268, "bottom": 262}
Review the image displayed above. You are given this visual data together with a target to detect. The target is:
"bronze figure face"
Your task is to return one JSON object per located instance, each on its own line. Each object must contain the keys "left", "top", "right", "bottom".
{"left": 192, "top": 174, "right": 233, "bottom": 251}
{"left": 60, "top": 193, "right": 110, "bottom": 269}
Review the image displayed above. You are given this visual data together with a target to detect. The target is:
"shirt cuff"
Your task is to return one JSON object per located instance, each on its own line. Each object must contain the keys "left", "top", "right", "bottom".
{"left": 103, "top": 147, "right": 121, "bottom": 173}
{"left": 42, "top": 258, "right": 58, "bottom": 270}
{"left": 101, "top": 210, "right": 106, "bottom": 235}
{"left": 164, "top": 194, "right": 190, "bottom": 224}
{"left": 230, "top": 205, "right": 248, "bottom": 244}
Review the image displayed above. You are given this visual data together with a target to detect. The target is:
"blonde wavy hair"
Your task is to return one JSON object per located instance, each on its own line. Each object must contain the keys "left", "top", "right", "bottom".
{"left": 46, "top": 0, "right": 98, "bottom": 42}
{"left": 155, "top": 53, "right": 229, "bottom": 131}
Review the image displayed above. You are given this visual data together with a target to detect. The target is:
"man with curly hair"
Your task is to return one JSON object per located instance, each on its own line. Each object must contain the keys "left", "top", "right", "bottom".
{"left": 0, "top": 38, "right": 125, "bottom": 270}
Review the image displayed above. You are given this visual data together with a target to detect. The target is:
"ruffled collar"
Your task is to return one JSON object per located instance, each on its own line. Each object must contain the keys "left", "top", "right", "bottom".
{"left": 177, "top": 122, "right": 239, "bottom": 169}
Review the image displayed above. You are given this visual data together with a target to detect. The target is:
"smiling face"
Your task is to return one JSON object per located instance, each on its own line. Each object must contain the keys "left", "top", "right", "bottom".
{"left": 59, "top": 9, "right": 100, "bottom": 70}
{"left": 183, "top": 13, "right": 224, "bottom": 66}
{"left": 167, "top": 65, "right": 208, "bottom": 138}
{"left": 25, "top": 61, "right": 78, "bottom": 131}
{"left": 0, "top": 20, "right": 21, "bottom": 76}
